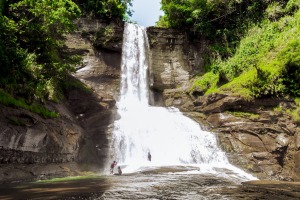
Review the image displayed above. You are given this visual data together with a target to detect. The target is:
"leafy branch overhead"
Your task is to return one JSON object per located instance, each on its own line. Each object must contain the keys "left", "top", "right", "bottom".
{"left": 0, "top": 0, "right": 131, "bottom": 105}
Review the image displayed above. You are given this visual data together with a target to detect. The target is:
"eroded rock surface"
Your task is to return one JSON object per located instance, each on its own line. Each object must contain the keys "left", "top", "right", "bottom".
{"left": 154, "top": 89, "right": 300, "bottom": 180}
{"left": 147, "top": 28, "right": 300, "bottom": 181}
{"left": 147, "top": 27, "right": 209, "bottom": 93}
{"left": 196, "top": 94, "right": 299, "bottom": 180}
{"left": 65, "top": 19, "right": 123, "bottom": 169}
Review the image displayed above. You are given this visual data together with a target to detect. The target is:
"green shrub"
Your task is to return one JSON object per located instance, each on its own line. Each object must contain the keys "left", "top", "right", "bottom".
{"left": 287, "top": 98, "right": 300, "bottom": 122}
{"left": 190, "top": 72, "right": 219, "bottom": 95}
{"left": 191, "top": 5, "right": 300, "bottom": 99}
{"left": 0, "top": 90, "right": 59, "bottom": 118}
{"left": 226, "top": 111, "right": 259, "bottom": 119}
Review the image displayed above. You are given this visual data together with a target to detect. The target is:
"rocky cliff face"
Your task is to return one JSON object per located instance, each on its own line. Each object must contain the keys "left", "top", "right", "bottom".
{"left": 66, "top": 19, "right": 123, "bottom": 167}
{"left": 0, "top": 19, "right": 123, "bottom": 183}
{"left": 194, "top": 94, "right": 300, "bottom": 181}
{"left": 147, "top": 27, "right": 208, "bottom": 93}
{"left": 0, "top": 104, "right": 82, "bottom": 164}
{"left": 147, "top": 28, "right": 300, "bottom": 181}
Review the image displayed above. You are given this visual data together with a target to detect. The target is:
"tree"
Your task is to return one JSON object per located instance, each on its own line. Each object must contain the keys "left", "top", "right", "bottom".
{"left": 0, "top": 0, "right": 81, "bottom": 100}
{"left": 74, "top": 0, "right": 132, "bottom": 21}
{"left": 160, "top": 0, "right": 290, "bottom": 57}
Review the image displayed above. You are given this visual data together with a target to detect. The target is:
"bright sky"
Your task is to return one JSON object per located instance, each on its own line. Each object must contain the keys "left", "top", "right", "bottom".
{"left": 129, "top": 0, "right": 164, "bottom": 27}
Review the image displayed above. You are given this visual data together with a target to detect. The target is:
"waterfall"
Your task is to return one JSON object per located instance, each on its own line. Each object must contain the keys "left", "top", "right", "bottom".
{"left": 111, "top": 23, "right": 256, "bottom": 180}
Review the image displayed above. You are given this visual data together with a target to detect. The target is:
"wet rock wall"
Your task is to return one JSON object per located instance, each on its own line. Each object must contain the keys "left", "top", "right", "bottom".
{"left": 0, "top": 103, "right": 82, "bottom": 165}
{"left": 147, "top": 27, "right": 300, "bottom": 181}
{"left": 147, "top": 27, "right": 209, "bottom": 93}
{"left": 65, "top": 19, "right": 123, "bottom": 168}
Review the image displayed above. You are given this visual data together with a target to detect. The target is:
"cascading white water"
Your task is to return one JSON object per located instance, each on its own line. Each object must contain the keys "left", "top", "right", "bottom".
{"left": 112, "top": 23, "right": 256, "bottom": 180}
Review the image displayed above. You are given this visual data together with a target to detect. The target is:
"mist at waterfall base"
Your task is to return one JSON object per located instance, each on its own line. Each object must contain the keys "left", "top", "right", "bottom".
{"left": 111, "top": 23, "right": 256, "bottom": 181}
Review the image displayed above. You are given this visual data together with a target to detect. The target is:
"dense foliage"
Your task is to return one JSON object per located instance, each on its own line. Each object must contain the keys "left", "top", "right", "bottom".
{"left": 159, "top": 0, "right": 300, "bottom": 99}
{"left": 159, "top": 0, "right": 290, "bottom": 56}
{"left": 74, "top": 0, "right": 132, "bottom": 21}
{"left": 0, "top": 0, "right": 131, "bottom": 116}
{"left": 0, "top": 0, "right": 81, "bottom": 103}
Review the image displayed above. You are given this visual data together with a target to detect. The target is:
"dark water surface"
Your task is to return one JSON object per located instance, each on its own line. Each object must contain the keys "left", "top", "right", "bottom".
{"left": 0, "top": 167, "right": 299, "bottom": 200}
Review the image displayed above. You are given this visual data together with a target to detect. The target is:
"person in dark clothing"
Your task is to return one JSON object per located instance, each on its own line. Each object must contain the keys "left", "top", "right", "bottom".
{"left": 110, "top": 161, "right": 117, "bottom": 174}
{"left": 148, "top": 152, "right": 151, "bottom": 162}
{"left": 118, "top": 166, "right": 122, "bottom": 175}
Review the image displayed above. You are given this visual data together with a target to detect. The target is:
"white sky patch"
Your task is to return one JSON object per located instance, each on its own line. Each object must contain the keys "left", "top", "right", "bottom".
{"left": 130, "top": 0, "right": 164, "bottom": 27}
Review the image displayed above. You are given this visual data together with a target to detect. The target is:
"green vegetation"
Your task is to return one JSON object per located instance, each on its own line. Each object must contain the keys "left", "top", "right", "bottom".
{"left": 74, "top": 0, "right": 132, "bottom": 21}
{"left": 291, "top": 98, "right": 300, "bottom": 122}
{"left": 273, "top": 98, "right": 300, "bottom": 122}
{"left": 0, "top": 0, "right": 131, "bottom": 117}
{"left": 0, "top": 0, "right": 81, "bottom": 102}
{"left": 159, "top": 0, "right": 279, "bottom": 55}
{"left": 192, "top": 6, "right": 300, "bottom": 99}
{"left": 0, "top": 90, "right": 58, "bottom": 118}
{"left": 159, "top": 0, "right": 300, "bottom": 100}
{"left": 286, "top": 98, "right": 300, "bottom": 122}
{"left": 189, "top": 72, "right": 219, "bottom": 95}
{"left": 35, "top": 174, "right": 103, "bottom": 183}
{"left": 226, "top": 111, "right": 260, "bottom": 119}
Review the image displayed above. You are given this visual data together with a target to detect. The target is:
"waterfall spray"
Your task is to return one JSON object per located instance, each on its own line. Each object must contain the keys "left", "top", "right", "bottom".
{"left": 111, "top": 23, "right": 256, "bottom": 180}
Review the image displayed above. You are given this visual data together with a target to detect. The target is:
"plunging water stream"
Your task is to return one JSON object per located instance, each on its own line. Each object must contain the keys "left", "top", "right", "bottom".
{"left": 112, "top": 23, "right": 256, "bottom": 181}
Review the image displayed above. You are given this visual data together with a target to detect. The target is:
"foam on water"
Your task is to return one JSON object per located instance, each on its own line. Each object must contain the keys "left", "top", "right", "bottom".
{"left": 111, "top": 23, "right": 257, "bottom": 181}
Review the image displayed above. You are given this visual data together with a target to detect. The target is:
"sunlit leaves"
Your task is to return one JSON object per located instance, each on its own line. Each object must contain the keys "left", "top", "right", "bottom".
{"left": 11, "top": 0, "right": 80, "bottom": 33}
{"left": 0, "top": 0, "right": 82, "bottom": 101}
{"left": 0, "top": 0, "right": 134, "bottom": 102}
{"left": 74, "top": 0, "right": 132, "bottom": 20}
{"left": 192, "top": 4, "right": 300, "bottom": 98}
{"left": 266, "top": 2, "right": 284, "bottom": 21}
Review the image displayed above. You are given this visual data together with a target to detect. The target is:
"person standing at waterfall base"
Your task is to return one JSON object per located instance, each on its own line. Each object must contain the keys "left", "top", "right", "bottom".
{"left": 118, "top": 166, "right": 122, "bottom": 175}
{"left": 110, "top": 161, "right": 117, "bottom": 174}
{"left": 148, "top": 152, "right": 151, "bottom": 162}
